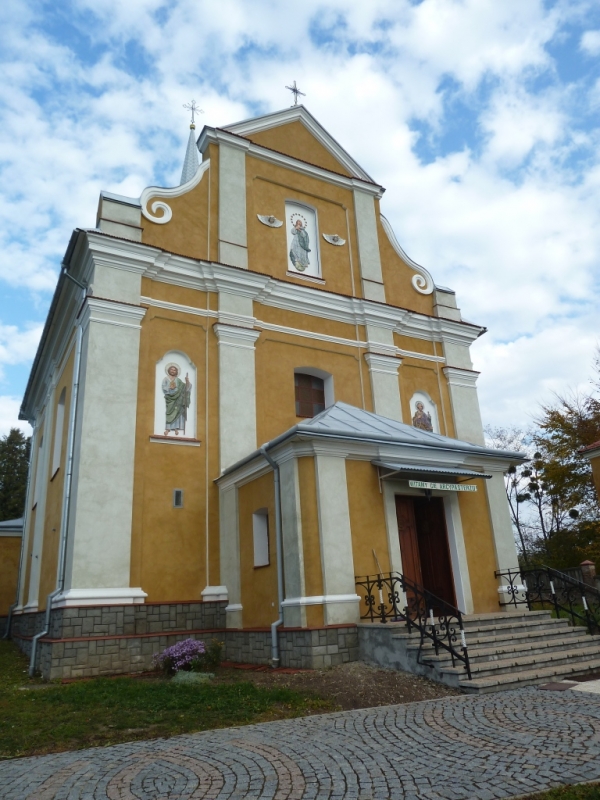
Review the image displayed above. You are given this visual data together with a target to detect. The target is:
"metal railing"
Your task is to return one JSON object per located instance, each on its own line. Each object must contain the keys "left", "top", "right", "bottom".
{"left": 496, "top": 565, "right": 600, "bottom": 636}
{"left": 355, "top": 572, "right": 471, "bottom": 679}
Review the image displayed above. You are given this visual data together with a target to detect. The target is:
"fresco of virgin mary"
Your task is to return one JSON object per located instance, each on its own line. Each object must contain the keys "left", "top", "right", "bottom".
{"left": 289, "top": 218, "right": 311, "bottom": 271}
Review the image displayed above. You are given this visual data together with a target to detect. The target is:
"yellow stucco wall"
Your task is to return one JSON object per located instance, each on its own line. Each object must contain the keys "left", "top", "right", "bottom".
{"left": 141, "top": 162, "right": 211, "bottom": 261}
{"left": 238, "top": 472, "right": 278, "bottom": 628}
{"left": 255, "top": 333, "right": 366, "bottom": 445}
{"left": 378, "top": 216, "right": 436, "bottom": 316}
{"left": 38, "top": 348, "right": 75, "bottom": 609}
{"left": 459, "top": 481, "right": 500, "bottom": 613}
{"left": 130, "top": 288, "right": 221, "bottom": 601}
{"left": 297, "top": 456, "right": 324, "bottom": 628}
{"left": 244, "top": 121, "right": 354, "bottom": 177}
{"left": 0, "top": 537, "right": 21, "bottom": 615}
{"left": 347, "top": 460, "right": 391, "bottom": 579}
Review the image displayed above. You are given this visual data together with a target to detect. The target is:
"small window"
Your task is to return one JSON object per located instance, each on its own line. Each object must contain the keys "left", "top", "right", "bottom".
{"left": 253, "top": 509, "right": 269, "bottom": 567}
{"left": 51, "top": 388, "right": 66, "bottom": 476}
{"left": 173, "top": 489, "right": 184, "bottom": 508}
{"left": 295, "top": 373, "right": 325, "bottom": 418}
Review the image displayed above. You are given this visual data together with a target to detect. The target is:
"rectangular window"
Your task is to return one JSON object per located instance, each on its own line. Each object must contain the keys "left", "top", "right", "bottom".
{"left": 252, "top": 509, "right": 269, "bottom": 567}
{"left": 295, "top": 373, "right": 325, "bottom": 418}
{"left": 173, "top": 489, "right": 184, "bottom": 508}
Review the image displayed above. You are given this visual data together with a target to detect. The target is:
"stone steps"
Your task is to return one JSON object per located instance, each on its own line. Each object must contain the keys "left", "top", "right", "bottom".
{"left": 358, "top": 609, "right": 600, "bottom": 694}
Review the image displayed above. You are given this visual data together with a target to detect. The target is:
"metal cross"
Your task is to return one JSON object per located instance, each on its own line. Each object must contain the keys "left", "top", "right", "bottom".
{"left": 183, "top": 99, "right": 204, "bottom": 128}
{"left": 285, "top": 80, "right": 306, "bottom": 106}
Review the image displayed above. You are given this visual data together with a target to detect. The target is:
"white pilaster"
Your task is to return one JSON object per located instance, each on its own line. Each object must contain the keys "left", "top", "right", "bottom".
{"left": 63, "top": 298, "right": 146, "bottom": 601}
{"left": 218, "top": 141, "right": 249, "bottom": 269}
{"left": 214, "top": 323, "right": 260, "bottom": 472}
{"left": 364, "top": 353, "right": 402, "bottom": 421}
{"left": 443, "top": 366, "right": 485, "bottom": 445}
{"left": 486, "top": 470, "right": 520, "bottom": 571}
{"left": 314, "top": 454, "right": 360, "bottom": 624}
{"left": 443, "top": 494, "right": 474, "bottom": 614}
{"left": 279, "top": 457, "right": 307, "bottom": 627}
{"left": 219, "top": 484, "right": 242, "bottom": 628}
{"left": 353, "top": 189, "right": 386, "bottom": 302}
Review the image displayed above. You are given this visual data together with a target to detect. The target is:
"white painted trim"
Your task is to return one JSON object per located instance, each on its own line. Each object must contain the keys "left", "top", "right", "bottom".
{"left": 443, "top": 494, "right": 474, "bottom": 614}
{"left": 81, "top": 298, "right": 147, "bottom": 331}
{"left": 220, "top": 105, "right": 376, "bottom": 183}
{"left": 140, "top": 160, "right": 210, "bottom": 224}
{"left": 199, "top": 127, "right": 383, "bottom": 197}
{"left": 149, "top": 436, "right": 201, "bottom": 447}
{"left": 52, "top": 587, "right": 147, "bottom": 607}
{"left": 380, "top": 215, "right": 434, "bottom": 296}
{"left": 285, "top": 270, "right": 326, "bottom": 285}
{"left": 225, "top": 603, "right": 243, "bottom": 612}
{"left": 282, "top": 594, "right": 360, "bottom": 607}
{"left": 201, "top": 585, "right": 228, "bottom": 601}
{"left": 214, "top": 324, "right": 260, "bottom": 349}
{"left": 363, "top": 353, "right": 402, "bottom": 376}
{"left": 443, "top": 367, "right": 480, "bottom": 388}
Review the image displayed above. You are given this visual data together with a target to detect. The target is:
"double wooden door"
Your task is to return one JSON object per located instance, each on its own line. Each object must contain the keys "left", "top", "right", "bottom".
{"left": 395, "top": 495, "right": 457, "bottom": 607}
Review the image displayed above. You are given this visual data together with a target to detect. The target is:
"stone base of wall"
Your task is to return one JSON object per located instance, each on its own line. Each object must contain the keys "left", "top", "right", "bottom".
{"left": 10, "top": 604, "right": 358, "bottom": 679}
{"left": 224, "top": 625, "right": 359, "bottom": 669}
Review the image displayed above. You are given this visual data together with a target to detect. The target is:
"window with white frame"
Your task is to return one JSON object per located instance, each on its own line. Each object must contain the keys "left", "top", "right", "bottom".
{"left": 294, "top": 367, "right": 333, "bottom": 417}
{"left": 252, "top": 508, "right": 270, "bottom": 567}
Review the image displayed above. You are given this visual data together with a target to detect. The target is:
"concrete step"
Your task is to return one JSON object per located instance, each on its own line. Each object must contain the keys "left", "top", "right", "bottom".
{"left": 459, "top": 618, "right": 573, "bottom": 638}
{"left": 440, "top": 644, "right": 600, "bottom": 679}
{"left": 418, "top": 634, "right": 599, "bottom": 667}
{"left": 454, "top": 625, "right": 585, "bottom": 649}
{"left": 462, "top": 610, "right": 551, "bottom": 626}
{"left": 458, "top": 658, "right": 600, "bottom": 694}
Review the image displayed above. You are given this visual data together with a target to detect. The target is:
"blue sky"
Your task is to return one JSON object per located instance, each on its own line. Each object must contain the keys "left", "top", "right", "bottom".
{"left": 1, "top": 0, "right": 600, "bottom": 435}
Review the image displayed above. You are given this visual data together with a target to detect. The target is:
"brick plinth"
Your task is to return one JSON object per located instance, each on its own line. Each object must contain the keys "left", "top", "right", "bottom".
{"left": 10, "top": 603, "right": 359, "bottom": 679}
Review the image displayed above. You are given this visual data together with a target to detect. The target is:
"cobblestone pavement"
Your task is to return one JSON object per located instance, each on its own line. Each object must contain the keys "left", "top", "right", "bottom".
{"left": 2, "top": 688, "right": 600, "bottom": 800}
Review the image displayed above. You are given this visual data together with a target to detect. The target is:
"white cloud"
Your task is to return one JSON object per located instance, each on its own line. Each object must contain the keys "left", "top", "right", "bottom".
{"left": 581, "top": 29, "right": 600, "bottom": 55}
{"left": 0, "top": 396, "right": 31, "bottom": 438}
{"left": 0, "top": 0, "right": 599, "bottom": 431}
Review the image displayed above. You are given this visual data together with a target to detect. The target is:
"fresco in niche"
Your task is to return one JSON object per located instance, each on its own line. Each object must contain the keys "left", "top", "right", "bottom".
{"left": 409, "top": 392, "right": 439, "bottom": 434}
{"left": 285, "top": 201, "right": 320, "bottom": 278}
{"left": 154, "top": 352, "right": 197, "bottom": 439}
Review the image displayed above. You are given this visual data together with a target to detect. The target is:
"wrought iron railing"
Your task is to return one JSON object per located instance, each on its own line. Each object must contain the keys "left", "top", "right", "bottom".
{"left": 496, "top": 565, "right": 600, "bottom": 636}
{"left": 355, "top": 572, "right": 471, "bottom": 679}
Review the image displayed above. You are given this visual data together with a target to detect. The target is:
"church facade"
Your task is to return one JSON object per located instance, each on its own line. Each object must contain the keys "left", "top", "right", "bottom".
{"left": 11, "top": 105, "right": 522, "bottom": 678}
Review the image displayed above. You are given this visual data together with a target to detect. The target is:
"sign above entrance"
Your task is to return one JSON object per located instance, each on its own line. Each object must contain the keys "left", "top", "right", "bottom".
{"left": 409, "top": 480, "right": 477, "bottom": 492}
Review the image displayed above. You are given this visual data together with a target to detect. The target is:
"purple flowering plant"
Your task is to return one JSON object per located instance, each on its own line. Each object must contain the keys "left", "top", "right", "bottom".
{"left": 153, "top": 638, "right": 206, "bottom": 675}
{"left": 153, "top": 637, "right": 223, "bottom": 676}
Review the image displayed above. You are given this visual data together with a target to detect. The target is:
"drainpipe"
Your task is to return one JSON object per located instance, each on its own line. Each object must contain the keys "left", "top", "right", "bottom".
{"left": 29, "top": 318, "right": 84, "bottom": 677}
{"left": 260, "top": 446, "right": 284, "bottom": 668}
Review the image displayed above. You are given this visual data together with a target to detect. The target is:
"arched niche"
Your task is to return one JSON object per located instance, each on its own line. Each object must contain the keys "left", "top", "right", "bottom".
{"left": 285, "top": 200, "right": 321, "bottom": 278}
{"left": 409, "top": 391, "right": 439, "bottom": 434}
{"left": 154, "top": 351, "right": 197, "bottom": 439}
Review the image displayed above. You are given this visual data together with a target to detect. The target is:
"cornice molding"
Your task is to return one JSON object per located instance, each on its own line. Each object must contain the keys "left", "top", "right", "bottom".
{"left": 443, "top": 366, "right": 480, "bottom": 388}
{"left": 363, "top": 353, "right": 402, "bottom": 375}
{"left": 213, "top": 323, "right": 260, "bottom": 349}
{"left": 81, "top": 297, "right": 147, "bottom": 331}
{"left": 198, "top": 127, "right": 383, "bottom": 198}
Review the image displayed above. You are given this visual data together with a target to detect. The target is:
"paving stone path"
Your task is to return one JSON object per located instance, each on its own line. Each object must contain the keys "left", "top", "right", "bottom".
{"left": 2, "top": 687, "right": 600, "bottom": 800}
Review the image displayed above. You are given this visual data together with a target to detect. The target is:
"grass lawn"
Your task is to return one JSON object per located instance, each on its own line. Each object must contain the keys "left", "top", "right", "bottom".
{"left": 0, "top": 640, "right": 333, "bottom": 759}
{"left": 523, "top": 784, "right": 600, "bottom": 799}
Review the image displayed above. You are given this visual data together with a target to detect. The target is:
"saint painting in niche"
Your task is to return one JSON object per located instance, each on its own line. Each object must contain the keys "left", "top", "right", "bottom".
{"left": 412, "top": 401, "right": 434, "bottom": 432}
{"left": 162, "top": 364, "right": 192, "bottom": 436}
{"left": 289, "top": 213, "right": 311, "bottom": 272}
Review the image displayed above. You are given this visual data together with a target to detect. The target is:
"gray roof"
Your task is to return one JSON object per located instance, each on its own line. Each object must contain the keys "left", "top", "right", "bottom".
{"left": 294, "top": 402, "right": 521, "bottom": 459}
{"left": 219, "top": 402, "right": 524, "bottom": 479}
{"left": 0, "top": 517, "right": 23, "bottom": 535}
{"left": 180, "top": 128, "right": 199, "bottom": 185}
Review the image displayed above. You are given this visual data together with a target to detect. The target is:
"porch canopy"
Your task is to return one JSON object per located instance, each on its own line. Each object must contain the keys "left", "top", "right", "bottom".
{"left": 218, "top": 401, "right": 525, "bottom": 481}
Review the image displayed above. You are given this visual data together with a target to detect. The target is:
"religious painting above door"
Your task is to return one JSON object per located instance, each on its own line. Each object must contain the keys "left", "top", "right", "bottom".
{"left": 409, "top": 391, "right": 439, "bottom": 434}
{"left": 154, "top": 351, "right": 197, "bottom": 439}
{"left": 285, "top": 201, "right": 321, "bottom": 278}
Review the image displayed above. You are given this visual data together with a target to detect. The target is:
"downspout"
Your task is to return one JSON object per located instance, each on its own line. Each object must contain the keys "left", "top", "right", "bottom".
{"left": 29, "top": 316, "right": 84, "bottom": 677}
{"left": 2, "top": 436, "right": 35, "bottom": 640}
{"left": 260, "top": 446, "right": 284, "bottom": 668}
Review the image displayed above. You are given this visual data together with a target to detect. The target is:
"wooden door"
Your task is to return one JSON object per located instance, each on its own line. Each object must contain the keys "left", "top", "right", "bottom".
{"left": 395, "top": 496, "right": 422, "bottom": 586}
{"left": 413, "top": 497, "right": 457, "bottom": 607}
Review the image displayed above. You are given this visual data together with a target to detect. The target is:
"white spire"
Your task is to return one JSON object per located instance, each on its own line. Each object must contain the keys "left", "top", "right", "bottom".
{"left": 180, "top": 126, "right": 199, "bottom": 185}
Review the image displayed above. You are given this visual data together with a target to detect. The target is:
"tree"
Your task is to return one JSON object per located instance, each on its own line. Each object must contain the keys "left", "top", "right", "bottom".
{"left": 0, "top": 428, "right": 31, "bottom": 521}
{"left": 486, "top": 354, "right": 600, "bottom": 570}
